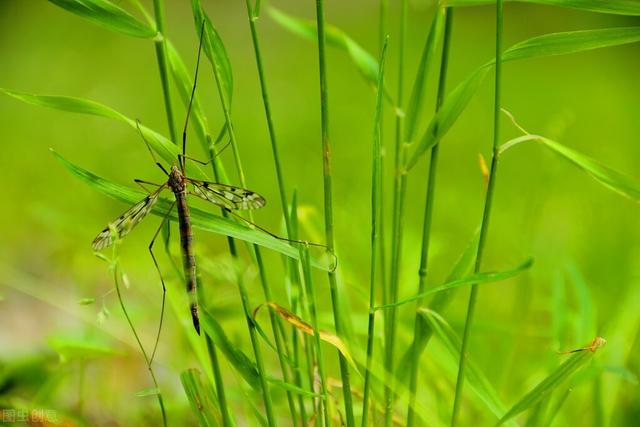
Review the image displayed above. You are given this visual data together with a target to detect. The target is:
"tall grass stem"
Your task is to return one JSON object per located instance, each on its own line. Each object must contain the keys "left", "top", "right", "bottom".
{"left": 314, "top": 0, "right": 355, "bottom": 425}
{"left": 451, "top": 1, "right": 503, "bottom": 425}
{"left": 406, "top": 9, "right": 453, "bottom": 426}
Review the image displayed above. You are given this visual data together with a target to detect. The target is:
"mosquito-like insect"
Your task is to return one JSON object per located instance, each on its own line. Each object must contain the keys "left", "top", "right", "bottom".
{"left": 91, "top": 24, "right": 266, "bottom": 336}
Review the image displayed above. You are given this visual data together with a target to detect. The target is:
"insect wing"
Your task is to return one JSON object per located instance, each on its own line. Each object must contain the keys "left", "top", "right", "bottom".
{"left": 92, "top": 191, "right": 162, "bottom": 250}
{"left": 189, "top": 180, "right": 266, "bottom": 210}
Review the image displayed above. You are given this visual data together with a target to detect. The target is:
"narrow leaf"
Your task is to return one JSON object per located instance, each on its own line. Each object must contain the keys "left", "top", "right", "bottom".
{"left": 405, "top": 26, "right": 640, "bottom": 170}
{"left": 496, "top": 337, "right": 605, "bottom": 426}
{"left": 48, "top": 0, "right": 156, "bottom": 38}
{"left": 181, "top": 368, "right": 221, "bottom": 427}
{"left": 254, "top": 302, "right": 357, "bottom": 369}
{"left": 191, "top": 0, "right": 233, "bottom": 108}
{"left": 135, "top": 387, "right": 161, "bottom": 397}
{"left": 375, "top": 257, "right": 533, "bottom": 310}
{"left": 199, "top": 309, "right": 260, "bottom": 390}
{"left": 420, "top": 309, "right": 517, "bottom": 426}
{"left": 1, "top": 88, "right": 183, "bottom": 172}
{"left": 268, "top": 6, "right": 380, "bottom": 89}
{"left": 444, "top": 0, "right": 640, "bottom": 16}
{"left": 404, "top": 9, "right": 446, "bottom": 142}
{"left": 268, "top": 378, "right": 322, "bottom": 398}
{"left": 52, "top": 151, "right": 334, "bottom": 271}
{"left": 500, "top": 134, "right": 640, "bottom": 201}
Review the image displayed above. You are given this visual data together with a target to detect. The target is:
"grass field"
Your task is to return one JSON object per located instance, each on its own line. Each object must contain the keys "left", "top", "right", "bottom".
{"left": 1, "top": 1, "right": 639, "bottom": 426}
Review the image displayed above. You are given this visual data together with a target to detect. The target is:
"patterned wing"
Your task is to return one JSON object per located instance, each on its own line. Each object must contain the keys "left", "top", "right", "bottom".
{"left": 92, "top": 191, "right": 162, "bottom": 251}
{"left": 189, "top": 179, "right": 266, "bottom": 211}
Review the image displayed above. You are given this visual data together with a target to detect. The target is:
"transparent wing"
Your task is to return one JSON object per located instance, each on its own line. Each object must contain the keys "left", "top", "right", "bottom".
{"left": 188, "top": 179, "right": 266, "bottom": 211}
{"left": 92, "top": 190, "right": 162, "bottom": 251}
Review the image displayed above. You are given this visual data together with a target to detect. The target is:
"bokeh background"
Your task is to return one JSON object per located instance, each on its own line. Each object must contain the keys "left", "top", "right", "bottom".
{"left": 1, "top": 0, "right": 639, "bottom": 425}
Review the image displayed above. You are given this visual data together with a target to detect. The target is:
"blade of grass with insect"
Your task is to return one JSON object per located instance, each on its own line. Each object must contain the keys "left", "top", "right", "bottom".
{"left": 405, "top": 26, "right": 640, "bottom": 170}
{"left": 362, "top": 35, "right": 388, "bottom": 427}
{"left": 315, "top": 0, "right": 355, "bottom": 424}
{"left": 191, "top": 3, "right": 279, "bottom": 424}
{"left": 52, "top": 151, "right": 333, "bottom": 270}
{"left": 452, "top": 1, "right": 504, "bottom": 424}
{"left": 47, "top": 0, "right": 156, "bottom": 38}
{"left": 444, "top": 0, "right": 640, "bottom": 16}
{"left": 406, "top": 8, "right": 449, "bottom": 426}
{"left": 181, "top": 368, "right": 222, "bottom": 427}
{"left": 420, "top": 309, "right": 518, "bottom": 427}
{"left": 495, "top": 341, "right": 605, "bottom": 426}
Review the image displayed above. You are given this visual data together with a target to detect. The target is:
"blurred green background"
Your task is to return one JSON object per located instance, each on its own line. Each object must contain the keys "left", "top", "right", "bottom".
{"left": 1, "top": 1, "right": 639, "bottom": 425}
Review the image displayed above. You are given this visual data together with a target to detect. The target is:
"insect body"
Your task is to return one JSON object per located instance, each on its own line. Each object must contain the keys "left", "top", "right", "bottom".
{"left": 92, "top": 163, "right": 265, "bottom": 334}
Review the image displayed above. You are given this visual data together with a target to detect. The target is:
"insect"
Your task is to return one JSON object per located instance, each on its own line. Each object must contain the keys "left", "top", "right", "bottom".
{"left": 91, "top": 24, "right": 265, "bottom": 336}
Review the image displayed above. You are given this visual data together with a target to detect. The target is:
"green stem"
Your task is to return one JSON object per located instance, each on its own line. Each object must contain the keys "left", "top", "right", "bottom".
{"left": 385, "top": 1, "right": 407, "bottom": 425}
{"left": 209, "top": 152, "right": 277, "bottom": 427}
{"left": 152, "top": 0, "right": 178, "bottom": 143}
{"left": 242, "top": 1, "right": 300, "bottom": 422}
{"left": 406, "top": 9, "right": 453, "bottom": 427}
{"left": 314, "top": 0, "right": 355, "bottom": 425}
{"left": 451, "top": 1, "right": 503, "bottom": 425}
{"left": 362, "top": 36, "right": 389, "bottom": 427}
{"left": 205, "top": 336, "right": 233, "bottom": 426}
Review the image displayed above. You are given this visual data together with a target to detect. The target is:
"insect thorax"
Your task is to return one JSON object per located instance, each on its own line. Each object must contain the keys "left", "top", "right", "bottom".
{"left": 168, "top": 165, "right": 186, "bottom": 193}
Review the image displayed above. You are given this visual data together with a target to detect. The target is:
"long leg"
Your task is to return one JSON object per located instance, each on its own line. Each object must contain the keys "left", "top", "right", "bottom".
{"left": 148, "top": 201, "right": 176, "bottom": 364}
{"left": 135, "top": 179, "right": 163, "bottom": 193}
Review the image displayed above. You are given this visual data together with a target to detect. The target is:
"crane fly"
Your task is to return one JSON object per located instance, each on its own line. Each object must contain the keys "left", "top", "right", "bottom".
{"left": 91, "top": 23, "right": 266, "bottom": 336}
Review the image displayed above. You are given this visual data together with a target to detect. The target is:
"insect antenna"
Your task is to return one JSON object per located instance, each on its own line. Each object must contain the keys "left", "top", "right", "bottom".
{"left": 181, "top": 21, "right": 206, "bottom": 173}
{"left": 135, "top": 120, "right": 169, "bottom": 176}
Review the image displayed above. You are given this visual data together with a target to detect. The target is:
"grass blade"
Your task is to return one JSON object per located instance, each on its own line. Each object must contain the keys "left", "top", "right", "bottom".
{"left": 405, "top": 26, "right": 640, "bottom": 171}
{"left": 0, "top": 88, "right": 190, "bottom": 175}
{"left": 420, "top": 309, "right": 517, "bottom": 426}
{"left": 52, "top": 151, "right": 334, "bottom": 270}
{"left": 199, "top": 309, "right": 261, "bottom": 390}
{"left": 181, "top": 368, "right": 222, "bottom": 427}
{"left": 444, "top": 0, "right": 640, "bottom": 16}
{"left": 404, "top": 9, "right": 446, "bottom": 143}
{"left": 500, "top": 134, "right": 640, "bottom": 201}
{"left": 191, "top": 0, "right": 233, "bottom": 108}
{"left": 254, "top": 302, "right": 357, "bottom": 370}
{"left": 496, "top": 338, "right": 606, "bottom": 426}
{"left": 48, "top": 0, "right": 156, "bottom": 38}
{"left": 375, "top": 257, "right": 533, "bottom": 310}
{"left": 268, "top": 6, "right": 380, "bottom": 90}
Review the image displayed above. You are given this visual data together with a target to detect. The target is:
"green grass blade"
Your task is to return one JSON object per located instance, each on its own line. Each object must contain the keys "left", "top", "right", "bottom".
{"left": 500, "top": 134, "right": 640, "bottom": 201}
{"left": 397, "top": 230, "right": 479, "bottom": 377}
{"left": 191, "top": 0, "right": 233, "bottom": 108}
{"left": 444, "top": 0, "right": 640, "bottom": 16}
{"left": 180, "top": 368, "right": 222, "bottom": 427}
{"left": 51, "top": 151, "right": 334, "bottom": 270}
{"left": 268, "top": 6, "right": 380, "bottom": 90}
{"left": 375, "top": 257, "right": 532, "bottom": 310}
{"left": 405, "top": 26, "right": 640, "bottom": 171}
{"left": 496, "top": 350, "right": 601, "bottom": 426}
{"left": 404, "top": 9, "right": 445, "bottom": 143}
{"left": 405, "top": 66, "right": 490, "bottom": 170}
{"left": 502, "top": 27, "right": 640, "bottom": 62}
{"left": 0, "top": 88, "right": 183, "bottom": 172}
{"left": 419, "top": 309, "right": 517, "bottom": 427}
{"left": 268, "top": 378, "right": 321, "bottom": 398}
{"left": 47, "top": 0, "right": 156, "bottom": 38}
{"left": 199, "top": 309, "right": 261, "bottom": 390}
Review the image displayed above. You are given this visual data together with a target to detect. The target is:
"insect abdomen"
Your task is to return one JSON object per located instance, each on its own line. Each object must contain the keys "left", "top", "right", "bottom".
{"left": 175, "top": 189, "right": 200, "bottom": 335}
